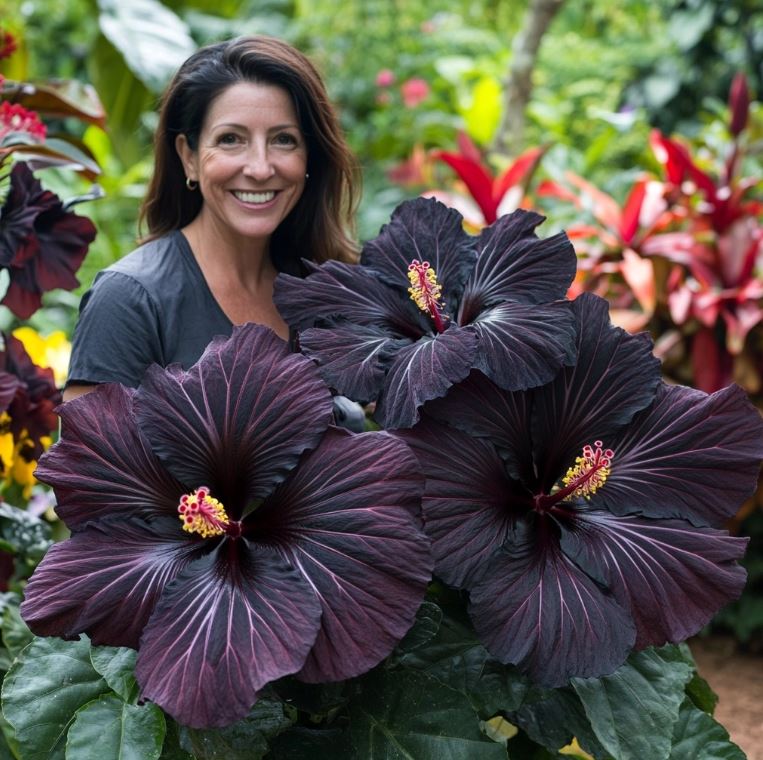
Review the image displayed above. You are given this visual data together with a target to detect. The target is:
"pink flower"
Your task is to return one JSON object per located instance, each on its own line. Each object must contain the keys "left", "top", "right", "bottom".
{"left": 375, "top": 69, "right": 395, "bottom": 88}
{"left": 0, "top": 102, "right": 47, "bottom": 142}
{"left": 401, "top": 78, "right": 430, "bottom": 108}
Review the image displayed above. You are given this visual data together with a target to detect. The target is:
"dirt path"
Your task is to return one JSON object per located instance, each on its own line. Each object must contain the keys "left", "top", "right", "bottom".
{"left": 689, "top": 636, "right": 763, "bottom": 759}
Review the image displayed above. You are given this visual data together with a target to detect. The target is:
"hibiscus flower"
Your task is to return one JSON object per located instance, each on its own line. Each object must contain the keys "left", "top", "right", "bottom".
{"left": 21, "top": 325, "right": 432, "bottom": 728}
{"left": 274, "top": 196, "right": 578, "bottom": 428}
{"left": 398, "top": 294, "right": 763, "bottom": 687}
{"left": 0, "top": 162, "right": 96, "bottom": 319}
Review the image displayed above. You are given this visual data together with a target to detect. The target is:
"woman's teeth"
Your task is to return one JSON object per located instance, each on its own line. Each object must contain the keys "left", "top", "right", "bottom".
{"left": 234, "top": 191, "right": 276, "bottom": 203}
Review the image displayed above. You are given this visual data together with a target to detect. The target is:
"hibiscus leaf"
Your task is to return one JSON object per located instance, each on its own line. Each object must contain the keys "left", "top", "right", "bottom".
{"left": 90, "top": 645, "right": 139, "bottom": 702}
{"left": 259, "top": 427, "right": 431, "bottom": 682}
{"left": 35, "top": 384, "right": 183, "bottom": 529}
{"left": 346, "top": 668, "right": 507, "bottom": 760}
{"left": 360, "top": 197, "right": 477, "bottom": 307}
{"left": 135, "top": 541, "right": 322, "bottom": 729}
{"left": 397, "top": 417, "right": 517, "bottom": 587}
{"left": 531, "top": 293, "right": 661, "bottom": 491}
{"left": 136, "top": 324, "right": 333, "bottom": 514}
{"left": 668, "top": 698, "right": 745, "bottom": 760}
{"left": 562, "top": 511, "right": 748, "bottom": 649}
{"left": 1, "top": 636, "right": 109, "bottom": 760}
{"left": 375, "top": 326, "right": 478, "bottom": 428}
{"left": 66, "top": 694, "right": 166, "bottom": 760}
{"left": 570, "top": 647, "right": 693, "bottom": 760}
{"left": 20, "top": 517, "right": 200, "bottom": 650}
{"left": 468, "top": 300, "right": 577, "bottom": 391}
{"left": 469, "top": 524, "right": 635, "bottom": 687}
{"left": 274, "top": 260, "right": 425, "bottom": 334}
{"left": 595, "top": 383, "right": 763, "bottom": 526}
{"left": 178, "top": 699, "right": 294, "bottom": 760}
{"left": 299, "top": 323, "right": 409, "bottom": 404}
{"left": 460, "top": 208, "right": 576, "bottom": 316}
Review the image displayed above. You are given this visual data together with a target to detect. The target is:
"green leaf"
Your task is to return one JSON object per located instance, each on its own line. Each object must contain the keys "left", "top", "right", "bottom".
{"left": 396, "top": 607, "right": 527, "bottom": 717}
{"left": 396, "top": 601, "right": 442, "bottom": 653}
{"left": 178, "top": 699, "right": 294, "bottom": 760}
{"left": 266, "top": 727, "right": 349, "bottom": 759}
{"left": 1, "top": 636, "right": 109, "bottom": 760}
{"left": 1, "top": 601, "right": 33, "bottom": 660}
{"left": 158, "top": 719, "right": 193, "bottom": 760}
{"left": 668, "top": 699, "right": 745, "bottom": 760}
{"left": 65, "top": 694, "right": 166, "bottom": 760}
{"left": 571, "top": 648, "right": 694, "bottom": 760}
{"left": 0, "top": 502, "right": 52, "bottom": 566}
{"left": 97, "top": 0, "right": 196, "bottom": 93}
{"left": 89, "top": 646, "right": 140, "bottom": 703}
{"left": 346, "top": 668, "right": 507, "bottom": 759}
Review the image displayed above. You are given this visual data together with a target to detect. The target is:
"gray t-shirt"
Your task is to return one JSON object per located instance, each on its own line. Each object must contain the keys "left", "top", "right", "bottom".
{"left": 67, "top": 231, "right": 367, "bottom": 431}
{"left": 68, "top": 231, "right": 234, "bottom": 387}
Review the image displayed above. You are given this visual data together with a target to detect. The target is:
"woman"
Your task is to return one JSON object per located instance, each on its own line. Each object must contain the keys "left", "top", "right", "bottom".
{"left": 64, "top": 35, "right": 360, "bottom": 418}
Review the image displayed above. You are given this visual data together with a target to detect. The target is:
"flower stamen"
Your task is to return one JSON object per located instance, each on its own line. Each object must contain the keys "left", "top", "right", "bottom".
{"left": 178, "top": 486, "right": 230, "bottom": 538}
{"left": 561, "top": 441, "right": 615, "bottom": 500}
{"left": 408, "top": 259, "right": 447, "bottom": 333}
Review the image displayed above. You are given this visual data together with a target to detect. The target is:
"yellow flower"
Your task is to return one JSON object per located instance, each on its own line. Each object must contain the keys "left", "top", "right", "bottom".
{"left": 12, "top": 327, "right": 71, "bottom": 387}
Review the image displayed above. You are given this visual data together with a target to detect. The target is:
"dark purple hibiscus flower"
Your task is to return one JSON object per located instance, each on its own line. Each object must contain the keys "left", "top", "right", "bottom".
{"left": 1, "top": 332, "right": 60, "bottom": 459}
{"left": 274, "top": 196, "right": 578, "bottom": 428}
{"left": 20, "top": 325, "right": 432, "bottom": 728}
{"left": 398, "top": 293, "right": 763, "bottom": 687}
{"left": 0, "top": 162, "right": 96, "bottom": 319}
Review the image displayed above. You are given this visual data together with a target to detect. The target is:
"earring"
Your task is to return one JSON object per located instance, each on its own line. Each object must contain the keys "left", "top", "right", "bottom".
{"left": 186, "top": 177, "right": 198, "bottom": 191}
{"left": 305, "top": 172, "right": 310, "bottom": 180}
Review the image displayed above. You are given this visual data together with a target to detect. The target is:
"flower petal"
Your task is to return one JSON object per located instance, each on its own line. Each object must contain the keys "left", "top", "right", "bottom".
{"left": 35, "top": 384, "right": 183, "bottom": 528}
{"left": 21, "top": 516, "right": 198, "bottom": 649}
{"left": 375, "top": 326, "right": 478, "bottom": 429}
{"left": 469, "top": 523, "right": 635, "bottom": 687}
{"left": 561, "top": 510, "right": 748, "bottom": 650}
{"left": 299, "top": 323, "right": 410, "bottom": 404}
{"left": 458, "top": 209, "right": 576, "bottom": 320}
{"left": 397, "top": 417, "right": 518, "bottom": 586}
{"left": 136, "top": 540, "right": 322, "bottom": 729}
{"left": 253, "top": 427, "right": 431, "bottom": 682}
{"left": 360, "top": 197, "right": 477, "bottom": 306}
{"left": 594, "top": 383, "right": 763, "bottom": 526}
{"left": 468, "top": 301, "right": 577, "bottom": 390}
{"left": 531, "top": 294, "right": 661, "bottom": 492}
{"left": 274, "top": 260, "right": 426, "bottom": 336}
{"left": 135, "top": 324, "right": 333, "bottom": 516}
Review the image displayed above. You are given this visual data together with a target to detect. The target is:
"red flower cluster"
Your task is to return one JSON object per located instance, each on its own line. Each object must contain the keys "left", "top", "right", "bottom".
{"left": 0, "top": 29, "right": 17, "bottom": 61}
{"left": 0, "top": 102, "right": 47, "bottom": 143}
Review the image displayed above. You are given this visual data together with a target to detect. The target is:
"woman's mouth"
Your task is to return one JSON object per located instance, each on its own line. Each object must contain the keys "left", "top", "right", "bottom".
{"left": 232, "top": 190, "right": 277, "bottom": 204}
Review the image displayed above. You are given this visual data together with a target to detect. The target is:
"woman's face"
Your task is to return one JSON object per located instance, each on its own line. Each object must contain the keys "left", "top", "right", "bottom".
{"left": 176, "top": 81, "right": 307, "bottom": 248}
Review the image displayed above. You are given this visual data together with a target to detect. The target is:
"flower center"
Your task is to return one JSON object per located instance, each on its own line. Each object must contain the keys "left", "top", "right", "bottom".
{"left": 561, "top": 441, "right": 614, "bottom": 500}
{"left": 178, "top": 486, "right": 231, "bottom": 538}
{"left": 407, "top": 259, "right": 447, "bottom": 333}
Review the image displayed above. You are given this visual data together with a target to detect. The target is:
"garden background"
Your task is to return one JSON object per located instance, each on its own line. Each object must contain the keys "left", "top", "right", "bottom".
{"left": 0, "top": 0, "right": 761, "bottom": 757}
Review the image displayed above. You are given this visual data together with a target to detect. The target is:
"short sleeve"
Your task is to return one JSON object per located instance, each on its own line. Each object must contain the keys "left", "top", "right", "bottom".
{"left": 66, "top": 271, "right": 165, "bottom": 388}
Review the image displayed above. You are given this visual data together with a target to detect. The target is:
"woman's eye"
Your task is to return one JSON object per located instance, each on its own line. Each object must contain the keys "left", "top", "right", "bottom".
{"left": 274, "top": 132, "right": 299, "bottom": 147}
{"left": 216, "top": 133, "right": 241, "bottom": 146}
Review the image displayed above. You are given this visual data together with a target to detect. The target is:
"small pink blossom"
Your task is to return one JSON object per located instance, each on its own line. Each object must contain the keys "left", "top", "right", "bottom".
{"left": 0, "top": 102, "right": 47, "bottom": 142}
{"left": 401, "top": 78, "right": 430, "bottom": 108}
{"left": 375, "top": 69, "right": 395, "bottom": 88}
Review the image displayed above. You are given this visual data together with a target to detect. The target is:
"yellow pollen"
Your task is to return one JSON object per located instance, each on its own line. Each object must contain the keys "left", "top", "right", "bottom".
{"left": 178, "top": 486, "right": 229, "bottom": 538}
{"left": 407, "top": 259, "right": 445, "bottom": 316}
{"left": 562, "top": 441, "right": 614, "bottom": 500}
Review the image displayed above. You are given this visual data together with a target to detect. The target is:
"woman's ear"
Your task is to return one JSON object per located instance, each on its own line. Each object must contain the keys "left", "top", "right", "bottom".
{"left": 175, "top": 134, "right": 197, "bottom": 182}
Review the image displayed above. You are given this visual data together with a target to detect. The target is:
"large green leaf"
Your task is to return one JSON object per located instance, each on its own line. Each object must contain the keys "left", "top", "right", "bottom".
{"left": 346, "top": 668, "right": 507, "bottom": 759}
{"left": 90, "top": 646, "right": 139, "bottom": 703}
{"left": 396, "top": 605, "right": 527, "bottom": 717}
{"left": 1, "top": 636, "right": 108, "bottom": 760}
{"left": 1, "top": 601, "right": 33, "bottom": 660}
{"left": 668, "top": 699, "right": 745, "bottom": 760}
{"left": 97, "top": 0, "right": 196, "bottom": 93}
{"left": 1, "top": 80, "right": 106, "bottom": 126}
{"left": 65, "top": 694, "right": 166, "bottom": 760}
{"left": 571, "top": 648, "right": 694, "bottom": 760}
{"left": 178, "top": 699, "right": 294, "bottom": 760}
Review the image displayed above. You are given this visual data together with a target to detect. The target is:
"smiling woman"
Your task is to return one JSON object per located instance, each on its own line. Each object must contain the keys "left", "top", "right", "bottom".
{"left": 63, "top": 36, "right": 360, "bottom": 406}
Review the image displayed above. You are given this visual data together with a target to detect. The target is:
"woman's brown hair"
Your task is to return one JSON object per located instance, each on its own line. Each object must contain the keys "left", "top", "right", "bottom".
{"left": 139, "top": 35, "right": 359, "bottom": 271}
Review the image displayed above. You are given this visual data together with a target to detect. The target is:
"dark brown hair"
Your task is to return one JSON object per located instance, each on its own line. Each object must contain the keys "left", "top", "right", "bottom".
{"left": 139, "top": 35, "right": 359, "bottom": 270}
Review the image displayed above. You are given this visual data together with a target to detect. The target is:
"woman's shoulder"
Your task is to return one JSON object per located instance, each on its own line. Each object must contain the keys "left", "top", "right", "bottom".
{"left": 102, "top": 231, "right": 188, "bottom": 289}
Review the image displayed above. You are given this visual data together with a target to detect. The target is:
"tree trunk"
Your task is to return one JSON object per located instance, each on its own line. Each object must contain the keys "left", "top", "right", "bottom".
{"left": 493, "top": 0, "right": 566, "bottom": 155}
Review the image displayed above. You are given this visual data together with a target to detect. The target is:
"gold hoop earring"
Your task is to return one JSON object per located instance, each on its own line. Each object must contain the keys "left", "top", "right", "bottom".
{"left": 305, "top": 173, "right": 310, "bottom": 180}
{"left": 186, "top": 178, "right": 198, "bottom": 191}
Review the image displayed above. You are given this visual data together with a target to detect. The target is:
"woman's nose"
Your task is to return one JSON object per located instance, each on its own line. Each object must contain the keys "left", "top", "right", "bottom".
{"left": 242, "top": 146, "right": 276, "bottom": 181}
